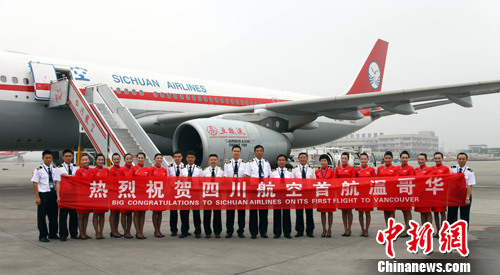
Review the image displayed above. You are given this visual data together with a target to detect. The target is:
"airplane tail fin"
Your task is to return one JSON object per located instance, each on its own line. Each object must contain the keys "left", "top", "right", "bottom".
{"left": 347, "top": 39, "right": 388, "bottom": 95}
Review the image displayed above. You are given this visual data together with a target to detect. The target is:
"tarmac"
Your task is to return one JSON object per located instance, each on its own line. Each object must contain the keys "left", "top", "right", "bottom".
{"left": 0, "top": 160, "right": 499, "bottom": 274}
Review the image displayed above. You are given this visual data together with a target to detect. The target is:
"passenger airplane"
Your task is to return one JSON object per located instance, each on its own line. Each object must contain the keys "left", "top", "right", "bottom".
{"left": 0, "top": 39, "right": 498, "bottom": 165}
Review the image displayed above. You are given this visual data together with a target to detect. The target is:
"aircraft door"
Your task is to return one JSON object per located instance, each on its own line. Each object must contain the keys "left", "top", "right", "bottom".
{"left": 29, "top": 62, "right": 57, "bottom": 100}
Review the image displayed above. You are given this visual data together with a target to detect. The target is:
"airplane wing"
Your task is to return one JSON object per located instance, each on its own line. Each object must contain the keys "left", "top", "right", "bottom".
{"left": 138, "top": 80, "right": 500, "bottom": 135}
{"left": 262, "top": 80, "right": 500, "bottom": 119}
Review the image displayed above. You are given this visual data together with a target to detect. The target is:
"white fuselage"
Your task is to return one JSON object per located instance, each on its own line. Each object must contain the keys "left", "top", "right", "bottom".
{"left": 0, "top": 51, "right": 372, "bottom": 152}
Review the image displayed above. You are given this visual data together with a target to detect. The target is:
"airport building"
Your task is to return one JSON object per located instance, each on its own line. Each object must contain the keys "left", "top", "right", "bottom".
{"left": 325, "top": 131, "right": 439, "bottom": 156}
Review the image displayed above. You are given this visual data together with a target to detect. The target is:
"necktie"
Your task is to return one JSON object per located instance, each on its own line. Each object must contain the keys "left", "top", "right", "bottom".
{"left": 280, "top": 169, "right": 284, "bottom": 178}
{"left": 211, "top": 168, "right": 215, "bottom": 177}
{"left": 258, "top": 160, "right": 263, "bottom": 178}
{"left": 302, "top": 166, "right": 306, "bottom": 178}
{"left": 68, "top": 165, "right": 72, "bottom": 175}
{"left": 459, "top": 167, "right": 463, "bottom": 173}
{"left": 176, "top": 165, "right": 180, "bottom": 177}
{"left": 48, "top": 167, "right": 54, "bottom": 185}
{"left": 188, "top": 166, "right": 193, "bottom": 177}
{"left": 234, "top": 161, "right": 239, "bottom": 177}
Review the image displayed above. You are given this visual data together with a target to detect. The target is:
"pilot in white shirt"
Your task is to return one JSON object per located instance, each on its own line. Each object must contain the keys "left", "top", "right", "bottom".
{"left": 291, "top": 152, "right": 316, "bottom": 238}
{"left": 31, "top": 150, "right": 59, "bottom": 242}
{"left": 179, "top": 151, "right": 203, "bottom": 238}
{"left": 244, "top": 145, "right": 271, "bottom": 239}
{"left": 270, "top": 155, "right": 293, "bottom": 238}
{"left": 55, "top": 149, "right": 79, "bottom": 241}
{"left": 202, "top": 154, "right": 224, "bottom": 238}
{"left": 167, "top": 151, "right": 184, "bottom": 236}
{"left": 448, "top": 152, "right": 476, "bottom": 226}
{"left": 223, "top": 145, "right": 247, "bottom": 238}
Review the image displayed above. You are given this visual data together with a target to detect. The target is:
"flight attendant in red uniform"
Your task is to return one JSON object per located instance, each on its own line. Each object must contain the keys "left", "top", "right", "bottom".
{"left": 149, "top": 153, "right": 168, "bottom": 238}
{"left": 118, "top": 153, "right": 134, "bottom": 239}
{"left": 355, "top": 152, "right": 376, "bottom": 237}
{"left": 108, "top": 153, "right": 123, "bottom": 238}
{"left": 429, "top": 152, "right": 450, "bottom": 237}
{"left": 395, "top": 150, "right": 415, "bottom": 237}
{"left": 377, "top": 151, "right": 398, "bottom": 226}
{"left": 128, "top": 152, "right": 149, "bottom": 239}
{"left": 336, "top": 152, "right": 356, "bottom": 237}
{"left": 74, "top": 154, "right": 93, "bottom": 239}
{"left": 315, "top": 154, "right": 335, "bottom": 238}
{"left": 88, "top": 153, "right": 109, "bottom": 239}
{"left": 414, "top": 153, "right": 433, "bottom": 225}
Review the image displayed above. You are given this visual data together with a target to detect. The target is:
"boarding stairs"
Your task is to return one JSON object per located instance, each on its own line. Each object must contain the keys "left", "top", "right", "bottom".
{"left": 48, "top": 79, "right": 166, "bottom": 167}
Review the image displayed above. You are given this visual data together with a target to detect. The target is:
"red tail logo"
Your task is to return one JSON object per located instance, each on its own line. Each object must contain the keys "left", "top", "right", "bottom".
{"left": 347, "top": 39, "right": 388, "bottom": 95}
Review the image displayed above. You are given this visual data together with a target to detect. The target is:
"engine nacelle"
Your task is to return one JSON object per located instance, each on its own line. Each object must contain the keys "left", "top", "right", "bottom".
{"left": 173, "top": 118, "right": 291, "bottom": 166}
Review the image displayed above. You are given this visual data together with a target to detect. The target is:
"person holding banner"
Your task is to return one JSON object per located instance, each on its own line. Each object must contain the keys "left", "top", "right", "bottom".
{"left": 128, "top": 152, "right": 149, "bottom": 239}
{"left": 245, "top": 145, "right": 272, "bottom": 239}
{"left": 180, "top": 151, "right": 204, "bottom": 238}
{"left": 336, "top": 152, "right": 355, "bottom": 237}
{"left": 292, "top": 152, "right": 316, "bottom": 238}
{"left": 315, "top": 154, "right": 335, "bottom": 238}
{"left": 448, "top": 152, "right": 475, "bottom": 227}
{"left": 88, "top": 154, "right": 109, "bottom": 240}
{"left": 74, "top": 154, "right": 93, "bottom": 240}
{"left": 355, "top": 152, "right": 375, "bottom": 238}
{"left": 149, "top": 153, "right": 168, "bottom": 238}
{"left": 108, "top": 153, "right": 123, "bottom": 238}
{"left": 167, "top": 150, "right": 184, "bottom": 236}
{"left": 55, "top": 149, "right": 79, "bottom": 241}
{"left": 31, "top": 150, "right": 59, "bottom": 242}
{"left": 202, "top": 154, "right": 224, "bottom": 238}
{"left": 270, "top": 155, "right": 293, "bottom": 239}
{"left": 414, "top": 153, "right": 433, "bottom": 225}
{"left": 224, "top": 145, "right": 247, "bottom": 239}
{"left": 429, "top": 152, "right": 450, "bottom": 237}
{"left": 395, "top": 150, "right": 414, "bottom": 238}
{"left": 377, "top": 151, "right": 398, "bottom": 225}
{"left": 119, "top": 153, "right": 134, "bottom": 239}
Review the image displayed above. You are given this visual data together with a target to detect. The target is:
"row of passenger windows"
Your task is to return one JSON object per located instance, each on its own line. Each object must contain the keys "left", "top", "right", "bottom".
{"left": 0, "top": 75, "right": 30, "bottom": 85}
{"left": 114, "top": 87, "right": 264, "bottom": 105}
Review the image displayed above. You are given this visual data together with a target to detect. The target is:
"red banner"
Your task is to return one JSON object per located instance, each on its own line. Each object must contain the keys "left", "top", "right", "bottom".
{"left": 59, "top": 174, "right": 466, "bottom": 211}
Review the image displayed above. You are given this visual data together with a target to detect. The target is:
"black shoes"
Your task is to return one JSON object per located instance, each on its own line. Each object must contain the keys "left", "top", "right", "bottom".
{"left": 48, "top": 235, "right": 60, "bottom": 240}
{"left": 307, "top": 233, "right": 314, "bottom": 238}
{"left": 273, "top": 234, "right": 280, "bottom": 239}
{"left": 135, "top": 234, "right": 147, "bottom": 240}
{"left": 195, "top": 235, "right": 201, "bottom": 238}
{"left": 225, "top": 234, "right": 232, "bottom": 238}
{"left": 261, "top": 234, "right": 268, "bottom": 239}
{"left": 60, "top": 236, "right": 67, "bottom": 242}
{"left": 110, "top": 233, "right": 123, "bottom": 238}
{"left": 171, "top": 232, "right": 177, "bottom": 237}
{"left": 215, "top": 235, "right": 221, "bottom": 238}
{"left": 179, "top": 233, "right": 188, "bottom": 238}
{"left": 39, "top": 237, "right": 49, "bottom": 242}
{"left": 238, "top": 233, "right": 245, "bottom": 238}
{"left": 284, "top": 235, "right": 292, "bottom": 239}
{"left": 294, "top": 233, "right": 303, "bottom": 237}
{"left": 251, "top": 235, "right": 257, "bottom": 239}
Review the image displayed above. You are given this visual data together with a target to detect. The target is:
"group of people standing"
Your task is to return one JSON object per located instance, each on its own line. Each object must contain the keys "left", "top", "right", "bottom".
{"left": 31, "top": 146, "right": 475, "bottom": 243}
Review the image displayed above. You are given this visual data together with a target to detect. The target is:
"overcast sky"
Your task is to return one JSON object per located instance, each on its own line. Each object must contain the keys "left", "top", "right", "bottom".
{"left": 1, "top": 0, "right": 499, "bottom": 151}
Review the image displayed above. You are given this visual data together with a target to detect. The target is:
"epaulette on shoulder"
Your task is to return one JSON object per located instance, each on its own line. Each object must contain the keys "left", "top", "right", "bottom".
{"left": 226, "top": 161, "right": 231, "bottom": 164}
{"left": 196, "top": 165, "right": 201, "bottom": 169}
{"left": 265, "top": 160, "right": 269, "bottom": 162}
{"left": 169, "top": 164, "right": 173, "bottom": 167}
{"left": 57, "top": 165, "right": 62, "bottom": 168}
{"left": 220, "top": 168, "right": 224, "bottom": 171}
{"left": 203, "top": 167, "right": 208, "bottom": 171}
{"left": 272, "top": 169, "right": 276, "bottom": 172}
{"left": 249, "top": 159, "right": 254, "bottom": 162}
{"left": 288, "top": 169, "right": 292, "bottom": 172}
{"left": 293, "top": 165, "right": 298, "bottom": 169}
{"left": 467, "top": 168, "right": 473, "bottom": 172}
{"left": 37, "top": 166, "right": 42, "bottom": 170}
{"left": 451, "top": 165, "right": 457, "bottom": 168}
{"left": 242, "top": 160, "right": 247, "bottom": 163}
{"left": 52, "top": 165, "right": 56, "bottom": 168}
{"left": 309, "top": 165, "right": 314, "bottom": 168}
